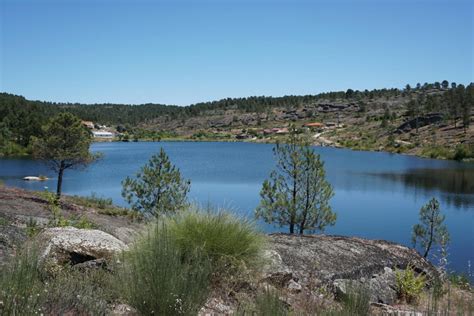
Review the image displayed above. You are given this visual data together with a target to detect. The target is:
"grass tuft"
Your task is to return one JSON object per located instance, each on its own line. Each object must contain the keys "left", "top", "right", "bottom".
{"left": 116, "top": 221, "right": 212, "bottom": 315}
{"left": 167, "top": 206, "right": 265, "bottom": 275}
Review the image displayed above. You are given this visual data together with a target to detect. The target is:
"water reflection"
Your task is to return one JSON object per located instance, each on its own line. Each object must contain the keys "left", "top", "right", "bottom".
{"left": 369, "top": 168, "right": 474, "bottom": 208}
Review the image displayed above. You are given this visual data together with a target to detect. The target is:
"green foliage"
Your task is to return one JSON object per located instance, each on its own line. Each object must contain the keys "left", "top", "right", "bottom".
{"left": 116, "top": 222, "right": 211, "bottom": 315}
{"left": 412, "top": 198, "right": 449, "bottom": 258}
{"left": 122, "top": 148, "right": 190, "bottom": 218}
{"left": 256, "top": 128, "right": 336, "bottom": 234}
{"left": 453, "top": 144, "right": 474, "bottom": 161}
{"left": 32, "top": 112, "right": 99, "bottom": 197}
{"left": 0, "top": 246, "right": 44, "bottom": 315}
{"left": 167, "top": 207, "right": 265, "bottom": 275}
{"left": 421, "top": 145, "right": 452, "bottom": 159}
{"left": 421, "top": 144, "right": 474, "bottom": 160}
{"left": 395, "top": 265, "right": 426, "bottom": 303}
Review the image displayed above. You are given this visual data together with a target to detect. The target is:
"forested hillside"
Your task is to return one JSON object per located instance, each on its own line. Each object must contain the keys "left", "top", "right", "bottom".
{"left": 1, "top": 81, "right": 472, "bottom": 159}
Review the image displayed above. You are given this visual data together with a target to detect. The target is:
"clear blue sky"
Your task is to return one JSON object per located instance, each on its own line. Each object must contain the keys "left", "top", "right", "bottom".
{"left": 1, "top": 0, "right": 472, "bottom": 106}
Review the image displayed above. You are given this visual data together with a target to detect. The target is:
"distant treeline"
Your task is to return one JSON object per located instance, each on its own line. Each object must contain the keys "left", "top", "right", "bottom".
{"left": 0, "top": 81, "right": 472, "bottom": 155}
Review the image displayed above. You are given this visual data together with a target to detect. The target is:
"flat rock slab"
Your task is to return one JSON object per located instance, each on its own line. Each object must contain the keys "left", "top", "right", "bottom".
{"left": 264, "top": 233, "right": 438, "bottom": 304}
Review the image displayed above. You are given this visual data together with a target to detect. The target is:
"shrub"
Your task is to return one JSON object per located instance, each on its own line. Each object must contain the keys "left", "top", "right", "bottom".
{"left": 395, "top": 265, "right": 426, "bottom": 303}
{"left": 116, "top": 222, "right": 211, "bottom": 315}
{"left": 26, "top": 217, "right": 41, "bottom": 237}
{"left": 167, "top": 207, "right": 265, "bottom": 274}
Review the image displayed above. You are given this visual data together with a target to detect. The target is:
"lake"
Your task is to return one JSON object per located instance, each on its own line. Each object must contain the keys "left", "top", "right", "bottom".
{"left": 1, "top": 141, "right": 473, "bottom": 277}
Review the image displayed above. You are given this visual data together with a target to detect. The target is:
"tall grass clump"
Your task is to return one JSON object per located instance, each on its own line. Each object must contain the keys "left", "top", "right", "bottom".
{"left": 253, "top": 289, "right": 288, "bottom": 316}
{"left": 339, "top": 283, "right": 371, "bottom": 316}
{"left": 167, "top": 206, "right": 265, "bottom": 274}
{"left": 116, "top": 222, "right": 212, "bottom": 315}
{"left": 0, "top": 244, "right": 112, "bottom": 315}
{"left": 41, "top": 268, "right": 111, "bottom": 315}
{"left": 237, "top": 288, "right": 288, "bottom": 316}
{"left": 0, "top": 246, "right": 44, "bottom": 315}
{"left": 322, "top": 283, "right": 371, "bottom": 316}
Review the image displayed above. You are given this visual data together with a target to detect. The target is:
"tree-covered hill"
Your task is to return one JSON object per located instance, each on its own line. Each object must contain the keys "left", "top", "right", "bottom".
{"left": 1, "top": 80, "right": 472, "bottom": 159}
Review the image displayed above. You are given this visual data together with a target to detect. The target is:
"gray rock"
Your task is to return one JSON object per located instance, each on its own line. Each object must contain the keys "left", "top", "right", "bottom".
{"left": 261, "top": 249, "right": 294, "bottom": 287}
{"left": 266, "top": 234, "right": 438, "bottom": 304}
{"left": 333, "top": 267, "right": 397, "bottom": 304}
{"left": 287, "top": 279, "right": 303, "bottom": 293}
{"left": 37, "top": 227, "right": 128, "bottom": 270}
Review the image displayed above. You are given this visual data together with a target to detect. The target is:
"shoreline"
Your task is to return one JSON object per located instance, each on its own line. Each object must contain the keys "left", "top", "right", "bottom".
{"left": 0, "top": 137, "right": 474, "bottom": 163}
{"left": 1, "top": 137, "right": 472, "bottom": 162}
{"left": 90, "top": 137, "right": 473, "bottom": 162}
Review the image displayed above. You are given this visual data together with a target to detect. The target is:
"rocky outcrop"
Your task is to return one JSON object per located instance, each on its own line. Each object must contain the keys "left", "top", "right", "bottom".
{"left": 262, "top": 234, "right": 438, "bottom": 305}
{"left": 0, "top": 186, "right": 142, "bottom": 245}
{"left": 395, "top": 113, "right": 443, "bottom": 134}
{"left": 37, "top": 227, "right": 128, "bottom": 271}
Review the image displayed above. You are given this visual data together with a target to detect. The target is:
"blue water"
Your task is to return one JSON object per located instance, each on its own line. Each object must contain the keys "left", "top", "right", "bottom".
{"left": 1, "top": 142, "right": 473, "bottom": 277}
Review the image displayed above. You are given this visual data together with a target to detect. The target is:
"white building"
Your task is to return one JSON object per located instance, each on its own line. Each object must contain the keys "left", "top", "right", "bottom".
{"left": 93, "top": 131, "right": 114, "bottom": 138}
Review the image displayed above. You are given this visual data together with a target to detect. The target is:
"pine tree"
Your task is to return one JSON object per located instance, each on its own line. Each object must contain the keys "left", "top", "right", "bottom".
{"left": 256, "top": 128, "right": 336, "bottom": 234}
{"left": 412, "top": 198, "right": 449, "bottom": 259}
{"left": 32, "top": 113, "right": 99, "bottom": 198}
{"left": 122, "top": 148, "right": 190, "bottom": 218}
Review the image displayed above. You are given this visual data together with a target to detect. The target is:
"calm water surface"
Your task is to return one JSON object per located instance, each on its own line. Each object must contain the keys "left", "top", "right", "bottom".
{"left": 1, "top": 142, "right": 473, "bottom": 276}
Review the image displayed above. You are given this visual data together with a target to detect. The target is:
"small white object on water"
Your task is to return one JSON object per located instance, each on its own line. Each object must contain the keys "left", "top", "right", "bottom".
{"left": 23, "top": 176, "right": 48, "bottom": 181}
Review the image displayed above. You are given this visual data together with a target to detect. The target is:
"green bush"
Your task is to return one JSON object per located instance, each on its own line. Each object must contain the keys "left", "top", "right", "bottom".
{"left": 167, "top": 207, "right": 265, "bottom": 274}
{"left": 116, "top": 222, "right": 212, "bottom": 315}
{"left": 395, "top": 265, "right": 426, "bottom": 303}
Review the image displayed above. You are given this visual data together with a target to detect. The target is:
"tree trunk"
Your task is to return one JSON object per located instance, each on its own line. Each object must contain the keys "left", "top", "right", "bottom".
{"left": 423, "top": 213, "right": 435, "bottom": 258}
{"left": 56, "top": 162, "right": 65, "bottom": 199}
{"left": 289, "top": 223, "right": 294, "bottom": 234}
